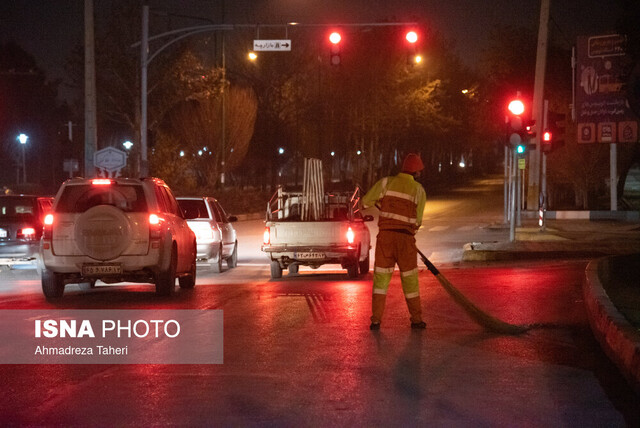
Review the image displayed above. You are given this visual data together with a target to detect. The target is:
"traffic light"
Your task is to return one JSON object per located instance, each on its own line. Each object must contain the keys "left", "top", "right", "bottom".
{"left": 329, "top": 31, "right": 342, "bottom": 66}
{"left": 405, "top": 30, "right": 419, "bottom": 64}
{"left": 506, "top": 98, "right": 538, "bottom": 151}
{"left": 547, "top": 111, "right": 566, "bottom": 149}
{"left": 541, "top": 129, "right": 552, "bottom": 153}
{"left": 506, "top": 99, "right": 525, "bottom": 146}
{"left": 524, "top": 119, "right": 536, "bottom": 138}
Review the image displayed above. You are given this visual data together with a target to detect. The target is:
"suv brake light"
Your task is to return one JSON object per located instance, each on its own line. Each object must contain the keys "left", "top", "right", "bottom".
{"left": 263, "top": 227, "right": 270, "bottom": 245}
{"left": 92, "top": 179, "right": 112, "bottom": 185}
{"left": 149, "top": 213, "right": 162, "bottom": 239}
{"left": 43, "top": 214, "right": 54, "bottom": 240}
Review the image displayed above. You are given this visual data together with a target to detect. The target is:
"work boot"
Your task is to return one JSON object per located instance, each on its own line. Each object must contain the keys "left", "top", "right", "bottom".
{"left": 371, "top": 293, "right": 387, "bottom": 325}
{"left": 411, "top": 321, "right": 427, "bottom": 329}
{"left": 406, "top": 296, "right": 424, "bottom": 325}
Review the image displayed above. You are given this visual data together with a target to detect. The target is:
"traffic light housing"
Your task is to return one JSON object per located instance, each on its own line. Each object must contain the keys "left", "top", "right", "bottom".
{"left": 541, "top": 129, "right": 552, "bottom": 153}
{"left": 405, "top": 30, "right": 419, "bottom": 65}
{"left": 506, "top": 98, "right": 538, "bottom": 151}
{"left": 524, "top": 119, "right": 536, "bottom": 138}
{"left": 547, "top": 111, "right": 566, "bottom": 150}
{"left": 329, "top": 31, "right": 342, "bottom": 66}
{"left": 506, "top": 99, "right": 525, "bottom": 146}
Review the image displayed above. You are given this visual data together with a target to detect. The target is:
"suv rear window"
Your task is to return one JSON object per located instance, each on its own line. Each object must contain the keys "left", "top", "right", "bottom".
{"left": 56, "top": 184, "right": 148, "bottom": 213}
{"left": 0, "top": 197, "right": 36, "bottom": 220}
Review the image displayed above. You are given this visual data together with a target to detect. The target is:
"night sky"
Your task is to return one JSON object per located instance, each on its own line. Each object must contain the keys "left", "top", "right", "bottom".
{"left": 0, "top": 0, "right": 624, "bottom": 97}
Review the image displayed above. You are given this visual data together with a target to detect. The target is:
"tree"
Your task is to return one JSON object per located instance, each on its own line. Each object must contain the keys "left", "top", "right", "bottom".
{"left": 0, "top": 41, "right": 62, "bottom": 193}
{"left": 152, "top": 84, "right": 257, "bottom": 191}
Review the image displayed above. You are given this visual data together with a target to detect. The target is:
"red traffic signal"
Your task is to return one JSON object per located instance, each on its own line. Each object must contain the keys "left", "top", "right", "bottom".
{"left": 404, "top": 30, "right": 420, "bottom": 65}
{"left": 405, "top": 30, "right": 418, "bottom": 44}
{"left": 541, "top": 129, "right": 553, "bottom": 153}
{"left": 508, "top": 99, "right": 525, "bottom": 116}
{"left": 329, "top": 31, "right": 342, "bottom": 66}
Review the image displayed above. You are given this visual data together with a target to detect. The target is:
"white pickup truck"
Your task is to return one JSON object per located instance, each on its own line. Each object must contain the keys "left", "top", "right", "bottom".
{"left": 261, "top": 187, "right": 373, "bottom": 279}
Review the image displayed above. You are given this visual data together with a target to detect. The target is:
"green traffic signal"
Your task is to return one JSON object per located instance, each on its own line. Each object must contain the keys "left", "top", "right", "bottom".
{"left": 516, "top": 144, "right": 526, "bottom": 154}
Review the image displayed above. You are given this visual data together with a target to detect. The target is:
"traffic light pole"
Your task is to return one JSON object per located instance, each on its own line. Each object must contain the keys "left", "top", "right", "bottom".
{"left": 527, "top": 0, "right": 550, "bottom": 210}
{"left": 504, "top": 145, "right": 509, "bottom": 223}
{"left": 509, "top": 148, "right": 517, "bottom": 242}
{"left": 540, "top": 100, "right": 549, "bottom": 230}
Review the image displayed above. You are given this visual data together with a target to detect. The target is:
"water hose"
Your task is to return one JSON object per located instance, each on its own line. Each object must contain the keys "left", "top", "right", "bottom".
{"left": 417, "top": 249, "right": 532, "bottom": 335}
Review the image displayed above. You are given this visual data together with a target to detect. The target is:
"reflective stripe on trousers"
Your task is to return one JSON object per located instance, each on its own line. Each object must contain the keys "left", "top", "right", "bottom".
{"left": 372, "top": 230, "right": 419, "bottom": 298}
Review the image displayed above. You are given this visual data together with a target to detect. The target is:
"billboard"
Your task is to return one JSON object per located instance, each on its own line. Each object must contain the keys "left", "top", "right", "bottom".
{"left": 575, "top": 34, "right": 638, "bottom": 143}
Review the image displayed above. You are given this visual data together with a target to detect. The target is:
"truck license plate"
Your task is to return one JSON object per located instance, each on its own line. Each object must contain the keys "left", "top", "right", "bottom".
{"left": 82, "top": 264, "right": 122, "bottom": 276}
{"left": 295, "top": 252, "right": 325, "bottom": 260}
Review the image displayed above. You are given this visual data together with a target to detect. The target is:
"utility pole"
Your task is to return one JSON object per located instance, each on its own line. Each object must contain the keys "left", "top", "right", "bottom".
{"left": 84, "top": 0, "right": 98, "bottom": 178}
{"left": 527, "top": 0, "right": 550, "bottom": 210}
{"left": 140, "top": 4, "right": 149, "bottom": 177}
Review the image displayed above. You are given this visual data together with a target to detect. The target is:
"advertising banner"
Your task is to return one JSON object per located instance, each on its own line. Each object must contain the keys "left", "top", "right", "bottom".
{"left": 575, "top": 34, "right": 638, "bottom": 143}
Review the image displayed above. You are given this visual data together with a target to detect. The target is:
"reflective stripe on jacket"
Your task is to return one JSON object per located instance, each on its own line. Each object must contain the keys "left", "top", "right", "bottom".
{"left": 362, "top": 173, "right": 426, "bottom": 234}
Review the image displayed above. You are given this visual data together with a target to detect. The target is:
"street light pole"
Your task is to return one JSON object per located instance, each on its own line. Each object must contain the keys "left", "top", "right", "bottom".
{"left": 140, "top": 4, "right": 149, "bottom": 177}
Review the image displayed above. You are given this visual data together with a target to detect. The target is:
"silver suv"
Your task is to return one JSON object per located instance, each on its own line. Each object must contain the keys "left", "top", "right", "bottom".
{"left": 40, "top": 177, "right": 196, "bottom": 298}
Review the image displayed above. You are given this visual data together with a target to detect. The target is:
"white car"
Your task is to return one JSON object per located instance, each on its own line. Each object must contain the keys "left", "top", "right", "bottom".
{"left": 176, "top": 197, "right": 238, "bottom": 272}
{"left": 40, "top": 177, "right": 196, "bottom": 298}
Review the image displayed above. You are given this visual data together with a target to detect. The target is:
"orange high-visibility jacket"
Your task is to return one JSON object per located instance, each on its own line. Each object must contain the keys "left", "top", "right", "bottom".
{"left": 362, "top": 173, "right": 426, "bottom": 234}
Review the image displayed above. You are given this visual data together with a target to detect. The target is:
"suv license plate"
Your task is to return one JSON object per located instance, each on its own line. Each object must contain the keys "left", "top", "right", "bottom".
{"left": 295, "top": 252, "right": 325, "bottom": 260}
{"left": 82, "top": 264, "right": 122, "bottom": 276}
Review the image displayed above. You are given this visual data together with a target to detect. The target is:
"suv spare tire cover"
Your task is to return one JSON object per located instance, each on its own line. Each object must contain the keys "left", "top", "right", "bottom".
{"left": 74, "top": 205, "right": 133, "bottom": 261}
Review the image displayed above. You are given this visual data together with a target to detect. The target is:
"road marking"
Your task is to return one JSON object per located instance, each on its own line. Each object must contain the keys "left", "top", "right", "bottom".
{"left": 429, "top": 226, "right": 449, "bottom": 232}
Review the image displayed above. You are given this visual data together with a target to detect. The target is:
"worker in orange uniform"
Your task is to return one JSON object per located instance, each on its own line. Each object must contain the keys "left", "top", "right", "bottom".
{"left": 362, "top": 153, "right": 427, "bottom": 330}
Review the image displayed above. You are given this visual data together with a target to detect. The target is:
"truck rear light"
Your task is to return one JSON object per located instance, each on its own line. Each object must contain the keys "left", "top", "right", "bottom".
{"left": 149, "top": 213, "right": 163, "bottom": 239}
{"left": 346, "top": 227, "right": 355, "bottom": 244}
{"left": 263, "top": 227, "right": 270, "bottom": 245}
{"left": 43, "top": 214, "right": 54, "bottom": 240}
{"left": 188, "top": 222, "right": 215, "bottom": 240}
{"left": 17, "top": 227, "right": 37, "bottom": 240}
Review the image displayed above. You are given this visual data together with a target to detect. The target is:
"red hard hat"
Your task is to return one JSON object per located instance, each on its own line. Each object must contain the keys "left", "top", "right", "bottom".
{"left": 402, "top": 153, "right": 424, "bottom": 173}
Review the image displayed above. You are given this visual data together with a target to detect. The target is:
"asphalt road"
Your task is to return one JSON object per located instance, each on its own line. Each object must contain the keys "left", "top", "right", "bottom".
{"left": 0, "top": 177, "right": 638, "bottom": 426}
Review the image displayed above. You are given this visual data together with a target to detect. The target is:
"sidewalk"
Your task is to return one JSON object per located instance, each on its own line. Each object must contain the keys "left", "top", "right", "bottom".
{"left": 463, "top": 218, "right": 640, "bottom": 261}
{"left": 462, "top": 216, "right": 640, "bottom": 394}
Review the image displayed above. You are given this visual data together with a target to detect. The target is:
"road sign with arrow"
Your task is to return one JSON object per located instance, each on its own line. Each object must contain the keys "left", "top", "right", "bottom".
{"left": 253, "top": 40, "right": 291, "bottom": 51}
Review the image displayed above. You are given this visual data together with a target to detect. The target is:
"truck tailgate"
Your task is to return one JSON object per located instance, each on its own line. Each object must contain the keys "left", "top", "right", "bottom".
{"left": 268, "top": 221, "right": 347, "bottom": 246}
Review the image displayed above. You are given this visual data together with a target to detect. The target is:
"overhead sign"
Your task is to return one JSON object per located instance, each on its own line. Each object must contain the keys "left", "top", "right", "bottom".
{"left": 253, "top": 40, "right": 291, "bottom": 51}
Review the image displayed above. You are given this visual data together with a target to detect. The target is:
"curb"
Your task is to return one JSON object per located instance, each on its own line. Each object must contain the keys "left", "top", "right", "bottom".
{"left": 521, "top": 210, "right": 640, "bottom": 221}
{"left": 583, "top": 257, "right": 640, "bottom": 395}
{"left": 462, "top": 250, "right": 608, "bottom": 262}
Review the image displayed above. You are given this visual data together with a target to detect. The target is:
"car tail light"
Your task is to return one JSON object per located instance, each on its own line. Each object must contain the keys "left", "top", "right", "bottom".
{"left": 17, "top": 227, "right": 37, "bottom": 240}
{"left": 346, "top": 226, "right": 355, "bottom": 244}
{"left": 263, "top": 227, "right": 270, "bottom": 245}
{"left": 43, "top": 214, "right": 54, "bottom": 240}
{"left": 149, "top": 213, "right": 163, "bottom": 239}
{"left": 92, "top": 179, "right": 112, "bottom": 185}
{"left": 188, "top": 222, "right": 215, "bottom": 240}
